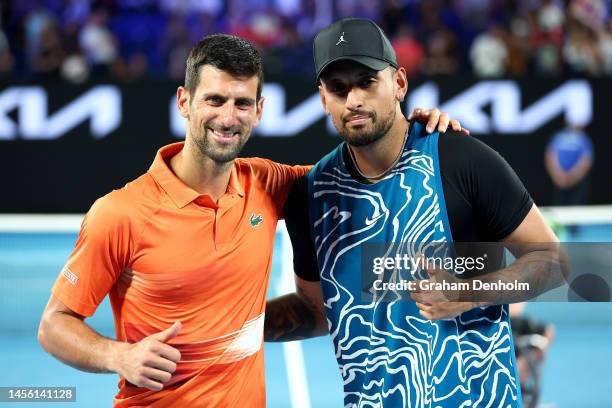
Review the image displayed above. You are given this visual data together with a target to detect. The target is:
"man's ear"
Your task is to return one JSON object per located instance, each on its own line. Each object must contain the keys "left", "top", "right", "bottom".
{"left": 394, "top": 67, "right": 408, "bottom": 102}
{"left": 177, "top": 86, "right": 190, "bottom": 119}
{"left": 319, "top": 84, "right": 329, "bottom": 115}
{"left": 253, "top": 96, "right": 265, "bottom": 127}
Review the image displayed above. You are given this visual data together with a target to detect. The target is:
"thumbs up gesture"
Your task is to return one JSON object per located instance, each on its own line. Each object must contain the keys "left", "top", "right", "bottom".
{"left": 115, "top": 322, "right": 182, "bottom": 391}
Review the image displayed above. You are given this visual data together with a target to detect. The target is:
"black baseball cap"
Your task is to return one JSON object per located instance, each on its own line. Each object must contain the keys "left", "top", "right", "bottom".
{"left": 314, "top": 18, "right": 398, "bottom": 82}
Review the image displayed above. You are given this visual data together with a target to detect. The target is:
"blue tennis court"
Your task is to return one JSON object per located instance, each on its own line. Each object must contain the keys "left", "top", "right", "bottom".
{"left": 1, "top": 221, "right": 611, "bottom": 407}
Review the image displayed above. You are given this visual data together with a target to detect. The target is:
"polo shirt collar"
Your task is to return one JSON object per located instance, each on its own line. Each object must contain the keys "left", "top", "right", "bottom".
{"left": 227, "top": 164, "right": 245, "bottom": 197}
{"left": 148, "top": 142, "right": 244, "bottom": 209}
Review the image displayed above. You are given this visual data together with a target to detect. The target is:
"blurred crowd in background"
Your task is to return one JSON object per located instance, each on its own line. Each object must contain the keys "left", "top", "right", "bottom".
{"left": 0, "top": 0, "right": 610, "bottom": 83}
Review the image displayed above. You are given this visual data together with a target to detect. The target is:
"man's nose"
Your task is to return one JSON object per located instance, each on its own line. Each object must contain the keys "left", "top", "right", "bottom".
{"left": 218, "top": 103, "right": 239, "bottom": 128}
{"left": 345, "top": 87, "right": 364, "bottom": 111}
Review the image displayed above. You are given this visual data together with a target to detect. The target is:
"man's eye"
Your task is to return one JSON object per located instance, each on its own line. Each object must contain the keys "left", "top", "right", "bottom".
{"left": 236, "top": 101, "right": 252, "bottom": 109}
{"left": 359, "top": 79, "right": 374, "bottom": 88}
{"left": 208, "top": 97, "right": 223, "bottom": 105}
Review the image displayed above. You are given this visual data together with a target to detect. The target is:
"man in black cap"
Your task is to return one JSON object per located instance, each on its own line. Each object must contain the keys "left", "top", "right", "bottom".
{"left": 265, "top": 18, "right": 563, "bottom": 407}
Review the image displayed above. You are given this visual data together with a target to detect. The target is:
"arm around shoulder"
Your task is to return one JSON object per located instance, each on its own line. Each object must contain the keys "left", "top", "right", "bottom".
{"left": 263, "top": 174, "right": 328, "bottom": 342}
{"left": 265, "top": 275, "right": 328, "bottom": 342}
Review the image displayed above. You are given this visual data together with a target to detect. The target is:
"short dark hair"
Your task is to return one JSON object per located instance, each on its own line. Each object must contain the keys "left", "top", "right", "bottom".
{"left": 185, "top": 34, "right": 264, "bottom": 100}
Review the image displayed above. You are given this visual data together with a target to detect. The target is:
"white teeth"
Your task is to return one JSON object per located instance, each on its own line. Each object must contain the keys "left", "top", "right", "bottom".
{"left": 211, "top": 129, "right": 235, "bottom": 138}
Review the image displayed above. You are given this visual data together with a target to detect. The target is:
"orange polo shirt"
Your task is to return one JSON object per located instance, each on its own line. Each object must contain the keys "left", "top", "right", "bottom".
{"left": 51, "top": 142, "right": 310, "bottom": 407}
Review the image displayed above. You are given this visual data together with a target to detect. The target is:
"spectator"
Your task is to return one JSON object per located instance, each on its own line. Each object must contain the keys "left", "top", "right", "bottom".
{"left": 226, "top": 0, "right": 269, "bottom": 30}
{"left": 545, "top": 124, "right": 594, "bottom": 206}
{"left": 2, "top": 0, "right": 611, "bottom": 79}
{"left": 30, "top": 24, "right": 65, "bottom": 78}
{"left": 422, "top": 28, "right": 459, "bottom": 76}
{"left": 392, "top": 25, "right": 425, "bottom": 78}
{"left": 160, "top": 15, "right": 191, "bottom": 80}
{"left": 415, "top": 1, "right": 445, "bottom": 42}
{"left": 23, "top": 4, "right": 57, "bottom": 69}
{"left": 538, "top": 0, "right": 565, "bottom": 33}
{"left": 563, "top": 0, "right": 607, "bottom": 75}
{"left": 186, "top": 11, "right": 228, "bottom": 44}
{"left": 294, "top": 0, "right": 333, "bottom": 41}
{"left": 569, "top": 0, "right": 607, "bottom": 30}
{"left": 232, "top": 12, "right": 284, "bottom": 49}
{"left": 381, "top": 0, "right": 406, "bottom": 38}
{"left": 528, "top": 0, "right": 564, "bottom": 75}
{"left": 264, "top": 16, "right": 314, "bottom": 76}
{"left": 598, "top": 20, "right": 612, "bottom": 75}
{"left": 60, "top": 16, "right": 89, "bottom": 83}
{"left": 78, "top": 6, "right": 119, "bottom": 75}
{"left": 470, "top": 23, "right": 508, "bottom": 76}
{"left": 563, "top": 16, "right": 603, "bottom": 75}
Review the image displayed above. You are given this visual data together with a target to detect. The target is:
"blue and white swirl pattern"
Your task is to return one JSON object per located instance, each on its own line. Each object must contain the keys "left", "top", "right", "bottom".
{"left": 308, "top": 132, "right": 520, "bottom": 408}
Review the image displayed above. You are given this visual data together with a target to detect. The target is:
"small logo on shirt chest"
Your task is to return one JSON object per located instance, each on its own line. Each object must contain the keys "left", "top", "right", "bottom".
{"left": 250, "top": 213, "right": 264, "bottom": 228}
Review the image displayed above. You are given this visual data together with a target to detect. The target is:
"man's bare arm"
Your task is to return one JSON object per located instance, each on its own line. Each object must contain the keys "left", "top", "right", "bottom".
{"left": 38, "top": 295, "right": 181, "bottom": 391}
{"left": 38, "top": 296, "right": 121, "bottom": 373}
{"left": 264, "top": 276, "right": 328, "bottom": 342}
{"left": 471, "top": 204, "right": 569, "bottom": 305}
{"left": 412, "top": 205, "right": 569, "bottom": 320}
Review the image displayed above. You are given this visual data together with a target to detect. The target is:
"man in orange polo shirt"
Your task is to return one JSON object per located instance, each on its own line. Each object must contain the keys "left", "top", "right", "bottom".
{"left": 38, "top": 34, "right": 306, "bottom": 407}
{"left": 37, "top": 34, "right": 464, "bottom": 407}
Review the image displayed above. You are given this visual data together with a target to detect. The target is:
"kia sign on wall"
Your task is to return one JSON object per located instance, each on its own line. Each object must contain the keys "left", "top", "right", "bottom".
{"left": 1, "top": 77, "right": 609, "bottom": 212}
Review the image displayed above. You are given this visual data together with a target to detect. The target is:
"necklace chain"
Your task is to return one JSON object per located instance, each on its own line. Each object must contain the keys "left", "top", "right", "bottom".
{"left": 348, "top": 129, "right": 409, "bottom": 181}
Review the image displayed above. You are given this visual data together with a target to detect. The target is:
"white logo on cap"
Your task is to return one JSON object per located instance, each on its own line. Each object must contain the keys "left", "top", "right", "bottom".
{"left": 336, "top": 32, "right": 348, "bottom": 46}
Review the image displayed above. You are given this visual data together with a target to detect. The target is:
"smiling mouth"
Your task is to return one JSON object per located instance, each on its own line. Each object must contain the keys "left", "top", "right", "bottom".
{"left": 209, "top": 128, "right": 239, "bottom": 140}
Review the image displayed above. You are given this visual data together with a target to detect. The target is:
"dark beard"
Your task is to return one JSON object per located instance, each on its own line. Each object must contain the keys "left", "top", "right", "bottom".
{"left": 193, "top": 123, "right": 249, "bottom": 163}
{"left": 337, "top": 107, "right": 396, "bottom": 147}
